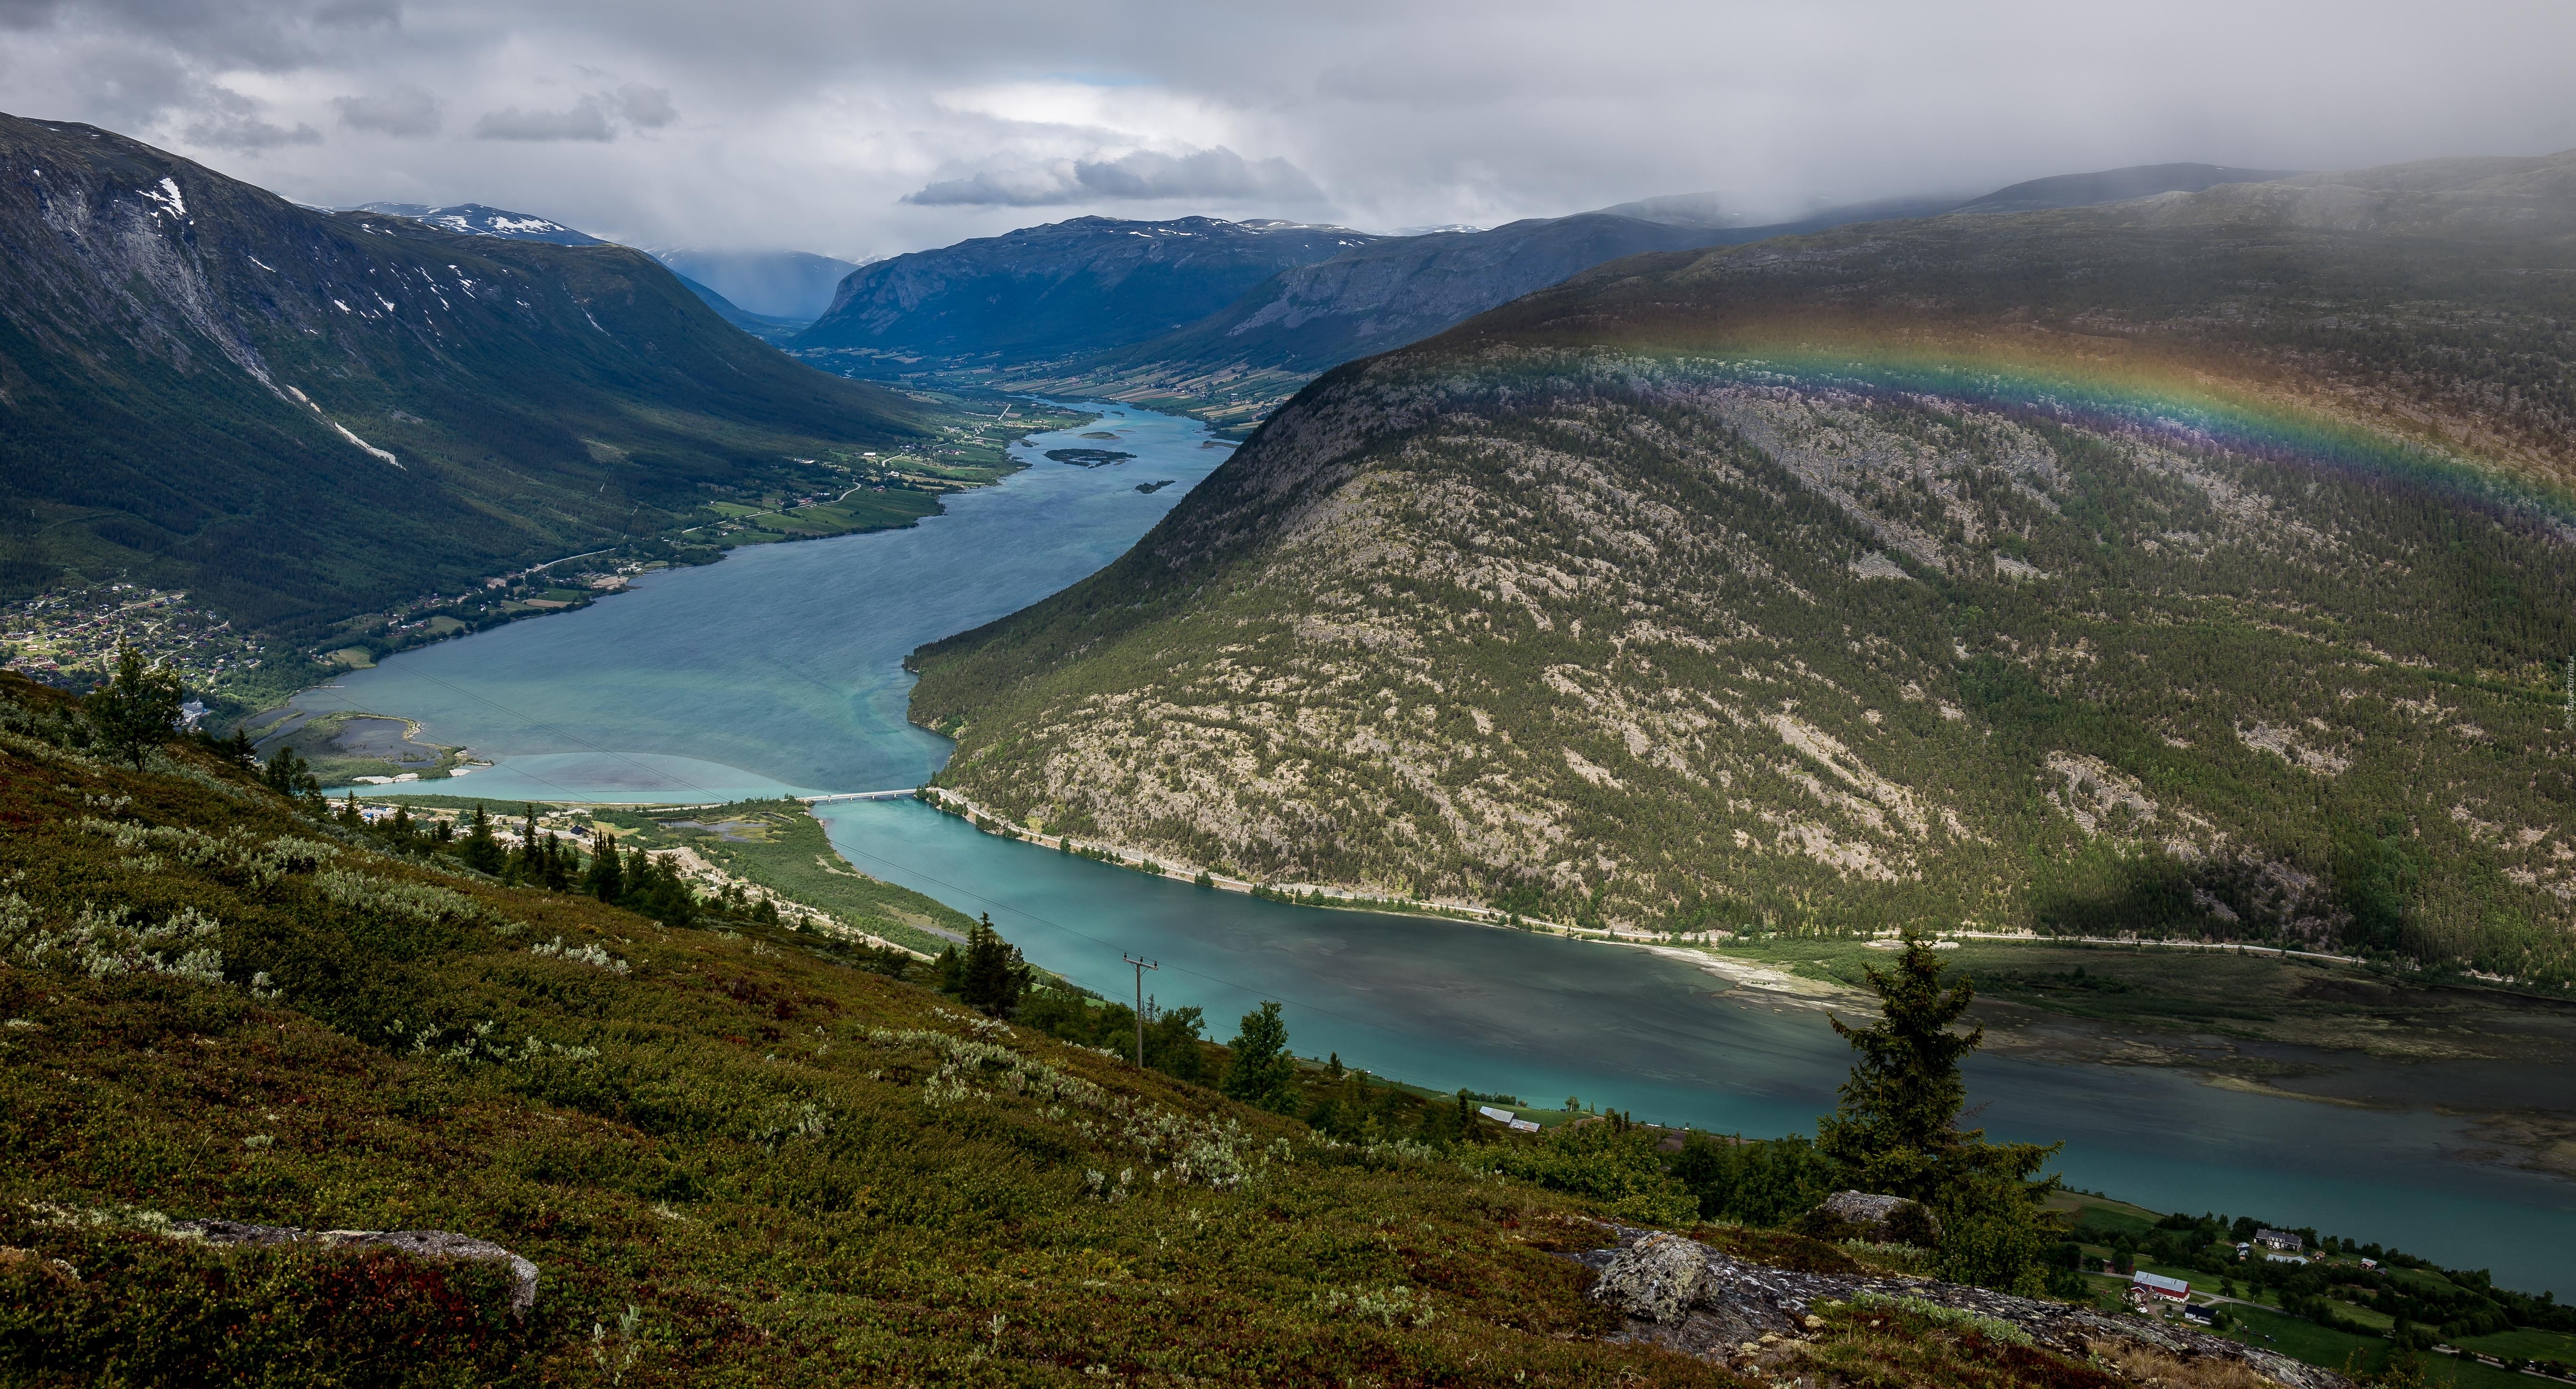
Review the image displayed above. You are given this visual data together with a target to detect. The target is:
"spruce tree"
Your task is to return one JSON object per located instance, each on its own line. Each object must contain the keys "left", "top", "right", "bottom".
{"left": 459, "top": 805, "right": 505, "bottom": 874}
{"left": 1219, "top": 1001, "right": 1300, "bottom": 1114}
{"left": 88, "top": 647, "right": 184, "bottom": 769}
{"left": 1816, "top": 931, "right": 2063, "bottom": 1294}
{"left": 584, "top": 831, "right": 624, "bottom": 901}
{"left": 958, "top": 914, "right": 1027, "bottom": 1015}
{"left": 1817, "top": 932, "right": 1982, "bottom": 1198}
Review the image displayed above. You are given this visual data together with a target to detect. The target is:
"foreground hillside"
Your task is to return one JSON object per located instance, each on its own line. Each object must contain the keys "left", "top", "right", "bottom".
{"left": 0, "top": 673, "right": 1723, "bottom": 1384}
{"left": 910, "top": 150, "right": 2576, "bottom": 984}
{"left": 0, "top": 114, "right": 928, "bottom": 654}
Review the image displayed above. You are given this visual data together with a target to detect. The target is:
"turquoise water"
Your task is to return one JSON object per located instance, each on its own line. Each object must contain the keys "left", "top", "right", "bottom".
{"left": 306, "top": 403, "right": 2576, "bottom": 1294}
{"left": 296, "top": 404, "right": 1228, "bottom": 801}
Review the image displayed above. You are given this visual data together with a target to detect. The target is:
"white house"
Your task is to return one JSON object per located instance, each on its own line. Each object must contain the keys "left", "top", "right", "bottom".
{"left": 2254, "top": 1228, "right": 2304, "bottom": 1252}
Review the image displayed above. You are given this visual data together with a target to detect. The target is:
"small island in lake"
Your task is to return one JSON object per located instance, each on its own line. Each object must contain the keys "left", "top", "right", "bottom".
{"left": 1136, "top": 479, "right": 1177, "bottom": 493}
{"left": 1045, "top": 447, "right": 1134, "bottom": 467}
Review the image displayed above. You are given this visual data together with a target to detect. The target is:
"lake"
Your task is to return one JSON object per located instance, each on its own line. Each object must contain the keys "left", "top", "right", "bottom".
{"left": 307, "top": 402, "right": 2576, "bottom": 1293}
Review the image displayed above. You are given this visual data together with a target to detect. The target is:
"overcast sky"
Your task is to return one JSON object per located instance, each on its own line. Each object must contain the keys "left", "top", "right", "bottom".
{"left": 5, "top": 0, "right": 2572, "bottom": 261}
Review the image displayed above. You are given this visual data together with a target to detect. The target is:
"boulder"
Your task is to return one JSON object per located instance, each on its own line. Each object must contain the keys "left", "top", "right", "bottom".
{"left": 1798, "top": 1190, "right": 1942, "bottom": 1246}
{"left": 171, "top": 1219, "right": 539, "bottom": 1312}
{"left": 1576, "top": 1223, "right": 2349, "bottom": 1388}
{"left": 1587, "top": 1230, "right": 1706, "bottom": 1323}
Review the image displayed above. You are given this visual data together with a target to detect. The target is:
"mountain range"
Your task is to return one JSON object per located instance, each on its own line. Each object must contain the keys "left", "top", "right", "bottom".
{"left": 0, "top": 114, "right": 926, "bottom": 647}
{"left": 908, "top": 149, "right": 2576, "bottom": 984}
{"left": 794, "top": 163, "right": 2298, "bottom": 396}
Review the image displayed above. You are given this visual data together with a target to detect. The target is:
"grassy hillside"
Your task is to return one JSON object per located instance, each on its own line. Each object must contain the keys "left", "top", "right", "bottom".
{"left": 908, "top": 150, "right": 2576, "bottom": 985}
{"left": 0, "top": 673, "right": 1739, "bottom": 1384}
{"left": 0, "top": 113, "right": 932, "bottom": 663}
{"left": 24, "top": 672, "right": 2576, "bottom": 1383}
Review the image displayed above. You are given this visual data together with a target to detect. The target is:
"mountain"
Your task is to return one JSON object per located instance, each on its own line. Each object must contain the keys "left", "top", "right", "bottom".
{"left": 1102, "top": 212, "right": 1746, "bottom": 377}
{"left": 0, "top": 114, "right": 927, "bottom": 644}
{"left": 791, "top": 215, "right": 1386, "bottom": 363}
{"left": 346, "top": 201, "right": 604, "bottom": 245}
{"left": 650, "top": 247, "right": 865, "bottom": 321}
{"left": 1593, "top": 190, "right": 1738, "bottom": 226}
{"left": 1102, "top": 164, "right": 2306, "bottom": 383}
{"left": 907, "top": 150, "right": 2576, "bottom": 984}
{"left": 1948, "top": 162, "right": 2299, "bottom": 215}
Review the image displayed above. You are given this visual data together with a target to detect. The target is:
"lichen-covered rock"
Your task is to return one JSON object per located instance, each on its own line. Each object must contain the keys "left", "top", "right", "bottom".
{"left": 1803, "top": 1190, "right": 1942, "bottom": 1245}
{"left": 171, "top": 1219, "right": 539, "bottom": 1312}
{"left": 1587, "top": 1230, "right": 1707, "bottom": 1322}
{"left": 1576, "top": 1224, "right": 2348, "bottom": 1388}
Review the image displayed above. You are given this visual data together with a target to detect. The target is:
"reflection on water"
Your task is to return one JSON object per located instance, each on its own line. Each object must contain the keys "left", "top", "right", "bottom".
{"left": 302, "top": 403, "right": 2576, "bottom": 1294}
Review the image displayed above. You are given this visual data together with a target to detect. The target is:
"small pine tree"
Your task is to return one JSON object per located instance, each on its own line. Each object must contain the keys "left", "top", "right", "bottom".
{"left": 459, "top": 805, "right": 505, "bottom": 874}
{"left": 1219, "top": 1001, "right": 1300, "bottom": 1114}
{"left": 86, "top": 647, "right": 185, "bottom": 769}
{"left": 958, "top": 914, "right": 1028, "bottom": 1015}
{"left": 224, "top": 727, "right": 257, "bottom": 767}
{"left": 583, "top": 831, "right": 624, "bottom": 901}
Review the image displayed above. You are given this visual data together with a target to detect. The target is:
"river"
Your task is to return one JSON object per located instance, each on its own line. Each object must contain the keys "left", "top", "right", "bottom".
{"left": 302, "top": 402, "right": 2576, "bottom": 1294}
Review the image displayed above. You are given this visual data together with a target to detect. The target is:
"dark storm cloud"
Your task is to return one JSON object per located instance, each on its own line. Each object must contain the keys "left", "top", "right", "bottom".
{"left": 906, "top": 146, "right": 1325, "bottom": 206}
{"left": 3, "top": 0, "right": 2571, "bottom": 258}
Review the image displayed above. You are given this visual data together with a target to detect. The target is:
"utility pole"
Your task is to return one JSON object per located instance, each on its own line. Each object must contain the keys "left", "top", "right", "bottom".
{"left": 1124, "top": 953, "right": 1159, "bottom": 1068}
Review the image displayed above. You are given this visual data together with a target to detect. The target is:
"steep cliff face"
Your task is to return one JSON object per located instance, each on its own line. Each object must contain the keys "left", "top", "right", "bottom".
{"left": 0, "top": 114, "right": 924, "bottom": 633}
{"left": 909, "top": 151, "right": 2576, "bottom": 977}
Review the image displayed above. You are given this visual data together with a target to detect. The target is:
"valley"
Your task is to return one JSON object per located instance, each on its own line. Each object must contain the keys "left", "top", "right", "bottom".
{"left": 909, "top": 152, "right": 2576, "bottom": 997}
{"left": 8, "top": 85, "right": 2576, "bottom": 1382}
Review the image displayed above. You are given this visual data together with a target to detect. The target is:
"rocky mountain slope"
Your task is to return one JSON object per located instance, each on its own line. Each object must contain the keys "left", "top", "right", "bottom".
{"left": 1108, "top": 212, "right": 1753, "bottom": 377}
{"left": 345, "top": 201, "right": 603, "bottom": 244}
{"left": 1119, "top": 165, "right": 2310, "bottom": 380}
{"left": 793, "top": 215, "right": 1383, "bottom": 363}
{"left": 909, "top": 149, "right": 2576, "bottom": 983}
{"left": 0, "top": 114, "right": 927, "bottom": 642}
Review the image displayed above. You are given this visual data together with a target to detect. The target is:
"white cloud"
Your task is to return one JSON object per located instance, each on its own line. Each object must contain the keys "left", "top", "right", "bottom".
{"left": 906, "top": 145, "right": 1323, "bottom": 206}
{"left": 0, "top": 0, "right": 2567, "bottom": 259}
{"left": 475, "top": 97, "right": 616, "bottom": 142}
{"left": 334, "top": 82, "right": 443, "bottom": 136}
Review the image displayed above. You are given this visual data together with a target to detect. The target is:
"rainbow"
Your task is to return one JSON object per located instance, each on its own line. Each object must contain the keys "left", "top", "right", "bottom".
{"left": 1559, "top": 334, "right": 2576, "bottom": 528}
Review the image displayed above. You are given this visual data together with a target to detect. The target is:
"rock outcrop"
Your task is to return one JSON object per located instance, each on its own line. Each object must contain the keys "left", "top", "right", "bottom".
{"left": 1800, "top": 1189, "right": 1942, "bottom": 1245}
{"left": 172, "top": 1219, "right": 539, "bottom": 1313}
{"left": 1578, "top": 1226, "right": 2347, "bottom": 1389}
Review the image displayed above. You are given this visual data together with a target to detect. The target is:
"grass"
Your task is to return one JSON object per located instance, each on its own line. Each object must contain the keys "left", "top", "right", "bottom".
{"left": 2455, "top": 1326, "right": 2576, "bottom": 1364}
{"left": 596, "top": 801, "right": 974, "bottom": 957}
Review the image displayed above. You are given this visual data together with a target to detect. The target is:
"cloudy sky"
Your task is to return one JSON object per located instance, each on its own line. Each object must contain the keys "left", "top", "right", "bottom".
{"left": 4, "top": 0, "right": 2572, "bottom": 261}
